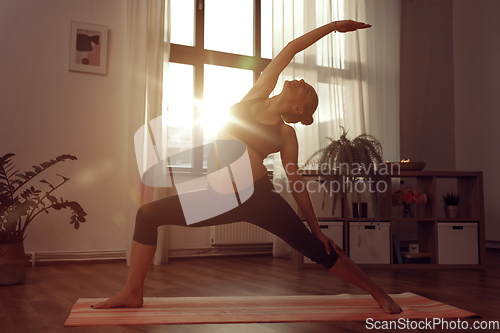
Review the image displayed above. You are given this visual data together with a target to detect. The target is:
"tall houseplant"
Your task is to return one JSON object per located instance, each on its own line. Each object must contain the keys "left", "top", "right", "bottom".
{"left": 305, "top": 127, "right": 387, "bottom": 219}
{"left": 0, "top": 153, "right": 87, "bottom": 285}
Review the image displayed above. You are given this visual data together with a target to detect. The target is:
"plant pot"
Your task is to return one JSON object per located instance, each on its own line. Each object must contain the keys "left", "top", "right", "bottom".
{"left": 0, "top": 242, "right": 29, "bottom": 285}
{"left": 444, "top": 205, "right": 459, "bottom": 219}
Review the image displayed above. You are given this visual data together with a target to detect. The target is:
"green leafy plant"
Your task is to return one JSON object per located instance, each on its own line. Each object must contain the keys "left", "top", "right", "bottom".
{"left": 442, "top": 192, "right": 460, "bottom": 206}
{"left": 0, "top": 153, "right": 87, "bottom": 244}
{"left": 305, "top": 127, "right": 387, "bottom": 219}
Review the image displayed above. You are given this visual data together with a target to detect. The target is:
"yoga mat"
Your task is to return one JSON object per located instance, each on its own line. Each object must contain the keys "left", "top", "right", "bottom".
{"left": 64, "top": 292, "right": 479, "bottom": 327}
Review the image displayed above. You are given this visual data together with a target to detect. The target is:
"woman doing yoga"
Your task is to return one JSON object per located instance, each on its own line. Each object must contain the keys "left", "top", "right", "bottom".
{"left": 93, "top": 20, "right": 402, "bottom": 314}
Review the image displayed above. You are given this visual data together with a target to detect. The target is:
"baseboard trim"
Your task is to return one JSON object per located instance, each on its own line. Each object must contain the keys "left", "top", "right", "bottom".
{"left": 26, "top": 245, "right": 273, "bottom": 266}
{"left": 486, "top": 240, "right": 500, "bottom": 249}
{"left": 168, "top": 244, "right": 273, "bottom": 258}
{"left": 27, "top": 241, "right": 497, "bottom": 265}
{"left": 27, "top": 250, "right": 127, "bottom": 267}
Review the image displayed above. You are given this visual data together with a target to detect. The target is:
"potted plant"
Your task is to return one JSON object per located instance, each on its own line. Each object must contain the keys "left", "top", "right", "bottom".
{"left": 305, "top": 127, "right": 387, "bottom": 219}
{"left": 442, "top": 191, "right": 460, "bottom": 219}
{"left": 0, "top": 153, "right": 87, "bottom": 285}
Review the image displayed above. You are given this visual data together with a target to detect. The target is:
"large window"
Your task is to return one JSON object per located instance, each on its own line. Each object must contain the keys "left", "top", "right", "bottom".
{"left": 165, "top": 0, "right": 351, "bottom": 171}
{"left": 166, "top": 0, "right": 273, "bottom": 171}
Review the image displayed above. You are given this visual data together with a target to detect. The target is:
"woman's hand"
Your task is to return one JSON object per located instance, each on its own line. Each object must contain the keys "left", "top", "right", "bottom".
{"left": 243, "top": 19, "right": 371, "bottom": 100}
{"left": 315, "top": 231, "right": 346, "bottom": 257}
{"left": 335, "top": 20, "right": 372, "bottom": 33}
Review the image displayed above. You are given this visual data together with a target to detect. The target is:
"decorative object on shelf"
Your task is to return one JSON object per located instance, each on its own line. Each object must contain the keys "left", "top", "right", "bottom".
{"left": 442, "top": 191, "right": 460, "bottom": 219}
{"left": 392, "top": 186, "right": 427, "bottom": 218}
{"left": 0, "top": 153, "right": 87, "bottom": 285}
{"left": 305, "top": 127, "right": 387, "bottom": 219}
{"left": 402, "top": 202, "right": 414, "bottom": 218}
{"left": 386, "top": 159, "right": 426, "bottom": 172}
{"left": 401, "top": 252, "right": 431, "bottom": 264}
{"left": 352, "top": 202, "right": 368, "bottom": 218}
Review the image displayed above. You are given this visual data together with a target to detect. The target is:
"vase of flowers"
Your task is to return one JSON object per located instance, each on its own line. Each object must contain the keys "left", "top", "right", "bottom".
{"left": 402, "top": 202, "right": 414, "bottom": 218}
{"left": 392, "top": 186, "right": 427, "bottom": 218}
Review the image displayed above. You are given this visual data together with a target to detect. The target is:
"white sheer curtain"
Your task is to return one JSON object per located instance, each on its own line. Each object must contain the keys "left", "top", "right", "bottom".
{"left": 125, "top": 0, "right": 170, "bottom": 266}
{"left": 272, "top": 0, "right": 401, "bottom": 257}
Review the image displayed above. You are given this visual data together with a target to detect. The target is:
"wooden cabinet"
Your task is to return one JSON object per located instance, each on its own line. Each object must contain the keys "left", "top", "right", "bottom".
{"left": 291, "top": 171, "right": 486, "bottom": 269}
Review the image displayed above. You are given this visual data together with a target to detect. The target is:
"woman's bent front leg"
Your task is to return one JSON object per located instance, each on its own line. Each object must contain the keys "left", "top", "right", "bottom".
{"left": 91, "top": 188, "right": 229, "bottom": 309}
{"left": 91, "top": 240, "right": 156, "bottom": 309}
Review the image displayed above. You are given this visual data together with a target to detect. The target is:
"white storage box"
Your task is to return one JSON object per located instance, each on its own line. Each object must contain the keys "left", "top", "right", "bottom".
{"left": 349, "top": 222, "right": 390, "bottom": 264}
{"left": 304, "top": 221, "right": 343, "bottom": 264}
{"left": 306, "top": 179, "right": 341, "bottom": 218}
{"left": 438, "top": 222, "right": 478, "bottom": 264}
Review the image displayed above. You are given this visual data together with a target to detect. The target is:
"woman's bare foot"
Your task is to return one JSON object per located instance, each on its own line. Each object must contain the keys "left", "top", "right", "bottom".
{"left": 328, "top": 256, "right": 403, "bottom": 314}
{"left": 91, "top": 290, "right": 143, "bottom": 309}
{"left": 373, "top": 292, "right": 402, "bottom": 314}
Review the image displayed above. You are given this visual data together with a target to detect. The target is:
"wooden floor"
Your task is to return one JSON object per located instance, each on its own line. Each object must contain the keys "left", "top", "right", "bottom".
{"left": 1, "top": 250, "right": 500, "bottom": 333}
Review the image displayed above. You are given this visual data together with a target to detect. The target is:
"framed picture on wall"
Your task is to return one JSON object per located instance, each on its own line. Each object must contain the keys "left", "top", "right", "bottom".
{"left": 69, "top": 21, "right": 108, "bottom": 75}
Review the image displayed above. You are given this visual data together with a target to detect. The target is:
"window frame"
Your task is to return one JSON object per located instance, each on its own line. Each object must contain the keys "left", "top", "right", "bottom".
{"left": 167, "top": 0, "right": 271, "bottom": 173}
{"left": 166, "top": 0, "right": 353, "bottom": 173}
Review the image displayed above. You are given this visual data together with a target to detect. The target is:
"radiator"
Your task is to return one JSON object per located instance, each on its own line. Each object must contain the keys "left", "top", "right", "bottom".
{"left": 210, "top": 222, "right": 274, "bottom": 245}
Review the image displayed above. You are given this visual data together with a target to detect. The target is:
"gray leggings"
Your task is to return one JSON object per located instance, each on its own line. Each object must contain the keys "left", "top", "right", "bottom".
{"left": 133, "top": 175, "right": 339, "bottom": 269}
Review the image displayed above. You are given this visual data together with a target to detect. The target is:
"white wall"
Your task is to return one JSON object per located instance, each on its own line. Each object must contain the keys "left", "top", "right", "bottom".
{"left": 453, "top": 0, "right": 500, "bottom": 244}
{"left": 0, "top": 0, "right": 129, "bottom": 252}
{"left": 400, "top": 0, "right": 456, "bottom": 171}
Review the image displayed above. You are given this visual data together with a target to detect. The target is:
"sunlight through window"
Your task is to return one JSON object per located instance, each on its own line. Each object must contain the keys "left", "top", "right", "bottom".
{"left": 163, "top": 63, "right": 194, "bottom": 167}
{"left": 261, "top": 0, "right": 273, "bottom": 59}
{"left": 170, "top": 0, "right": 194, "bottom": 46}
{"left": 205, "top": 0, "right": 254, "bottom": 56}
{"left": 202, "top": 65, "right": 253, "bottom": 143}
{"left": 165, "top": 0, "right": 347, "bottom": 170}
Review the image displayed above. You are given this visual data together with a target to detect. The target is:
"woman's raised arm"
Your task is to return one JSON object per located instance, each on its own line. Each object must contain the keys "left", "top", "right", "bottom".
{"left": 242, "top": 20, "right": 371, "bottom": 101}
